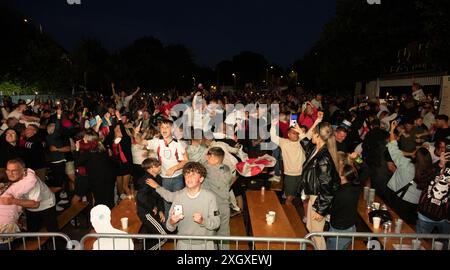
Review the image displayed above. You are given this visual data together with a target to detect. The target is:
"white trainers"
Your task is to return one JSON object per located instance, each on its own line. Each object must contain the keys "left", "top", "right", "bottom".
{"left": 56, "top": 205, "right": 64, "bottom": 212}
{"left": 269, "top": 175, "right": 281, "bottom": 182}
{"left": 60, "top": 192, "right": 68, "bottom": 199}
{"left": 57, "top": 200, "right": 69, "bottom": 205}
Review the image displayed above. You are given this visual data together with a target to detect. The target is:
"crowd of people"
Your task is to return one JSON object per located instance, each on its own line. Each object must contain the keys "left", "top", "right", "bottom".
{"left": 0, "top": 82, "right": 449, "bottom": 250}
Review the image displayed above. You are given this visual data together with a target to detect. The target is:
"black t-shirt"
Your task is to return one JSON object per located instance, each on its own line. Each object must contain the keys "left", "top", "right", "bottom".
{"left": 433, "top": 127, "right": 450, "bottom": 142}
{"left": 23, "top": 135, "right": 47, "bottom": 170}
{"left": 330, "top": 183, "right": 361, "bottom": 230}
{"left": 336, "top": 141, "right": 350, "bottom": 153}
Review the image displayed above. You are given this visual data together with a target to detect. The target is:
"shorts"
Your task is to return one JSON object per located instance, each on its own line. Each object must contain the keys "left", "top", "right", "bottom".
{"left": 65, "top": 161, "right": 75, "bottom": 175}
{"left": 284, "top": 175, "right": 301, "bottom": 197}
{"left": 117, "top": 162, "right": 131, "bottom": 176}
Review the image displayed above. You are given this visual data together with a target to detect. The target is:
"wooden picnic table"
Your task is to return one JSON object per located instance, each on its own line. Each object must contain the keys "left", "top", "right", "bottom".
{"left": 357, "top": 194, "right": 431, "bottom": 250}
{"left": 83, "top": 198, "right": 142, "bottom": 250}
{"left": 245, "top": 190, "right": 301, "bottom": 250}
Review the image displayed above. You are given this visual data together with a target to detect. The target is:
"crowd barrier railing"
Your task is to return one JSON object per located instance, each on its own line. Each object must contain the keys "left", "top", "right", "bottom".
{"left": 79, "top": 233, "right": 317, "bottom": 250}
{"left": 305, "top": 231, "right": 450, "bottom": 250}
{"left": 0, "top": 232, "right": 72, "bottom": 250}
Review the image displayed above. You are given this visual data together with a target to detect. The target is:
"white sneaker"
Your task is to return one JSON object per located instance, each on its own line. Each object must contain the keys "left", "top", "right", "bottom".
{"left": 57, "top": 200, "right": 69, "bottom": 205}
{"left": 231, "top": 206, "right": 241, "bottom": 212}
{"left": 60, "top": 192, "right": 68, "bottom": 199}
{"left": 56, "top": 205, "right": 64, "bottom": 212}
{"left": 269, "top": 175, "right": 281, "bottom": 182}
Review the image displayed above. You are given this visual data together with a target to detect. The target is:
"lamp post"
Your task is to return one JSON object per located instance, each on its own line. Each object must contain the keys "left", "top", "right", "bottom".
{"left": 269, "top": 66, "right": 274, "bottom": 89}
{"left": 192, "top": 77, "right": 196, "bottom": 88}
{"left": 232, "top": 73, "right": 236, "bottom": 90}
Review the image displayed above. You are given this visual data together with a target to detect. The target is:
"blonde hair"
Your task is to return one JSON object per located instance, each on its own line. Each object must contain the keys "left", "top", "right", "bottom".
{"left": 315, "top": 122, "right": 339, "bottom": 170}
{"left": 84, "top": 130, "right": 106, "bottom": 152}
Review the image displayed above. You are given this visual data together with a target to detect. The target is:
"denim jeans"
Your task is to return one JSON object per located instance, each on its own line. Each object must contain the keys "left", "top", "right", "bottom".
{"left": 327, "top": 225, "right": 356, "bottom": 250}
{"left": 162, "top": 174, "right": 185, "bottom": 220}
{"left": 272, "top": 146, "right": 282, "bottom": 176}
{"left": 0, "top": 242, "right": 11, "bottom": 250}
{"left": 416, "top": 214, "right": 450, "bottom": 249}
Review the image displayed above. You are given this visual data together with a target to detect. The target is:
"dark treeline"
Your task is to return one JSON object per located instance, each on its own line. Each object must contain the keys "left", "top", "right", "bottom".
{"left": 1, "top": 0, "right": 449, "bottom": 95}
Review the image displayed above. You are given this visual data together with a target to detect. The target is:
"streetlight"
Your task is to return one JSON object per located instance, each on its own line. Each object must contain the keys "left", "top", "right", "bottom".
{"left": 232, "top": 73, "right": 236, "bottom": 90}
{"left": 192, "top": 77, "right": 196, "bottom": 88}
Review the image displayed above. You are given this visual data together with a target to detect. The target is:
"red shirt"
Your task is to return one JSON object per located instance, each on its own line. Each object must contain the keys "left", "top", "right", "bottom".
{"left": 279, "top": 121, "right": 290, "bottom": 138}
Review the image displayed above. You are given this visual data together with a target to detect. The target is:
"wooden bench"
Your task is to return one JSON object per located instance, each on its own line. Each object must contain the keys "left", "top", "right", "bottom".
{"left": 282, "top": 204, "right": 308, "bottom": 238}
{"left": 15, "top": 201, "right": 89, "bottom": 250}
{"left": 246, "top": 190, "right": 301, "bottom": 250}
{"left": 270, "top": 176, "right": 283, "bottom": 192}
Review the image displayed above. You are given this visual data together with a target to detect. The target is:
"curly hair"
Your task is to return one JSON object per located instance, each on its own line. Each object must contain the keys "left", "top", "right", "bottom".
{"left": 182, "top": 162, "right": 207, "bottom": 178}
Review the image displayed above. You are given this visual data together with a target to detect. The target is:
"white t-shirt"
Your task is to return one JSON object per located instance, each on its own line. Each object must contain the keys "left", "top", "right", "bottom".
{"left": 424, "top": 143, "right": 440, "bottom": 164}
{"left": 422, "top": 112, "right": 435, "bottom": 130}
{"left": 23, "top": 178, "right": 56, "bottom": 212}
{"left": 7, "top": 109, "right": 23, "bottom": 120}
{"left": 146, "top": 138, "right": 186, "bottom": 178}
{"left": 116, "top": 95, "right": 133, "bottom": 110}
{"left": 131, "top": 144, "right": 148, "bottom": 165}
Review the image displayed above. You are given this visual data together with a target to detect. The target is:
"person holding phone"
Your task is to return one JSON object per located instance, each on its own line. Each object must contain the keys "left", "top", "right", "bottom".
{"left": 270, "top": 112, "right": 323, "bottom": 205}
{"left": 145, "top": 162, "right": 220, "bottom": 250}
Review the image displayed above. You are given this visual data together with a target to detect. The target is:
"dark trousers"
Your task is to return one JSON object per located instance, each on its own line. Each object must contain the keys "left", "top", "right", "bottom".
{"left": 26, "top": 206, "right": 58, "bottom": 232}
{"left": 49, "top": 162, "right": 67, "bottom": 188}
{"left": 138, "top": 211, "right": 168, "bottom": 250}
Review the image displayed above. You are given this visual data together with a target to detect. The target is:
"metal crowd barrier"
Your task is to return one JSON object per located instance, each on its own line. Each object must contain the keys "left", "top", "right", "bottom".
{"left": 79, "top": 233, "right": 317, "bottom": 250}
{"left": 305, "top": 232, "right": 450, "bottom": 250}
{"left": 0, "top": 232, "right": 72, "bottom": 250}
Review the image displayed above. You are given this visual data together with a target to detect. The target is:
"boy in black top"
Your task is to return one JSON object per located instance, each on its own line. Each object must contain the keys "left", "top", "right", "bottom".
{"left": 135, "top": 158, "right": 168, "bottom": 250}
{"left": 327, "top": 164, "right": 361, "bottom": 250}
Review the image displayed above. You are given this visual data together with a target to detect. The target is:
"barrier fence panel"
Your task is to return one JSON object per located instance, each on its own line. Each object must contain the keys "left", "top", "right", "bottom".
{"left": 79, "top": 233, "right": 317, "bottom": 250}
{"left": 0, "top": 232, "right": 72, "bottom": 250}
{"left": 305, "top": 232, "right": 450, "bottom": 250}
{"left": 5, "top": 231, "right": 448, "bottom": 251}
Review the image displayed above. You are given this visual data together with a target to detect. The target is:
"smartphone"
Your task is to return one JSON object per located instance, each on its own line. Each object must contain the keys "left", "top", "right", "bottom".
{"left": 446, "top": 144, "right": 450, "bottom": 153}
{"left": 395, "top": 116, "right": 403, "bottom": 123}
{"left": 290, "top": 114, "right": 298, "bottom": 127}
{"left": 173, "top": 205, "right": 183, "bottom": 216}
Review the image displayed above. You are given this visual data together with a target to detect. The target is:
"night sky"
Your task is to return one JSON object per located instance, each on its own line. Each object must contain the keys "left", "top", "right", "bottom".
{"left": 8, "top": 0, "right": 336, "bottom": 68}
